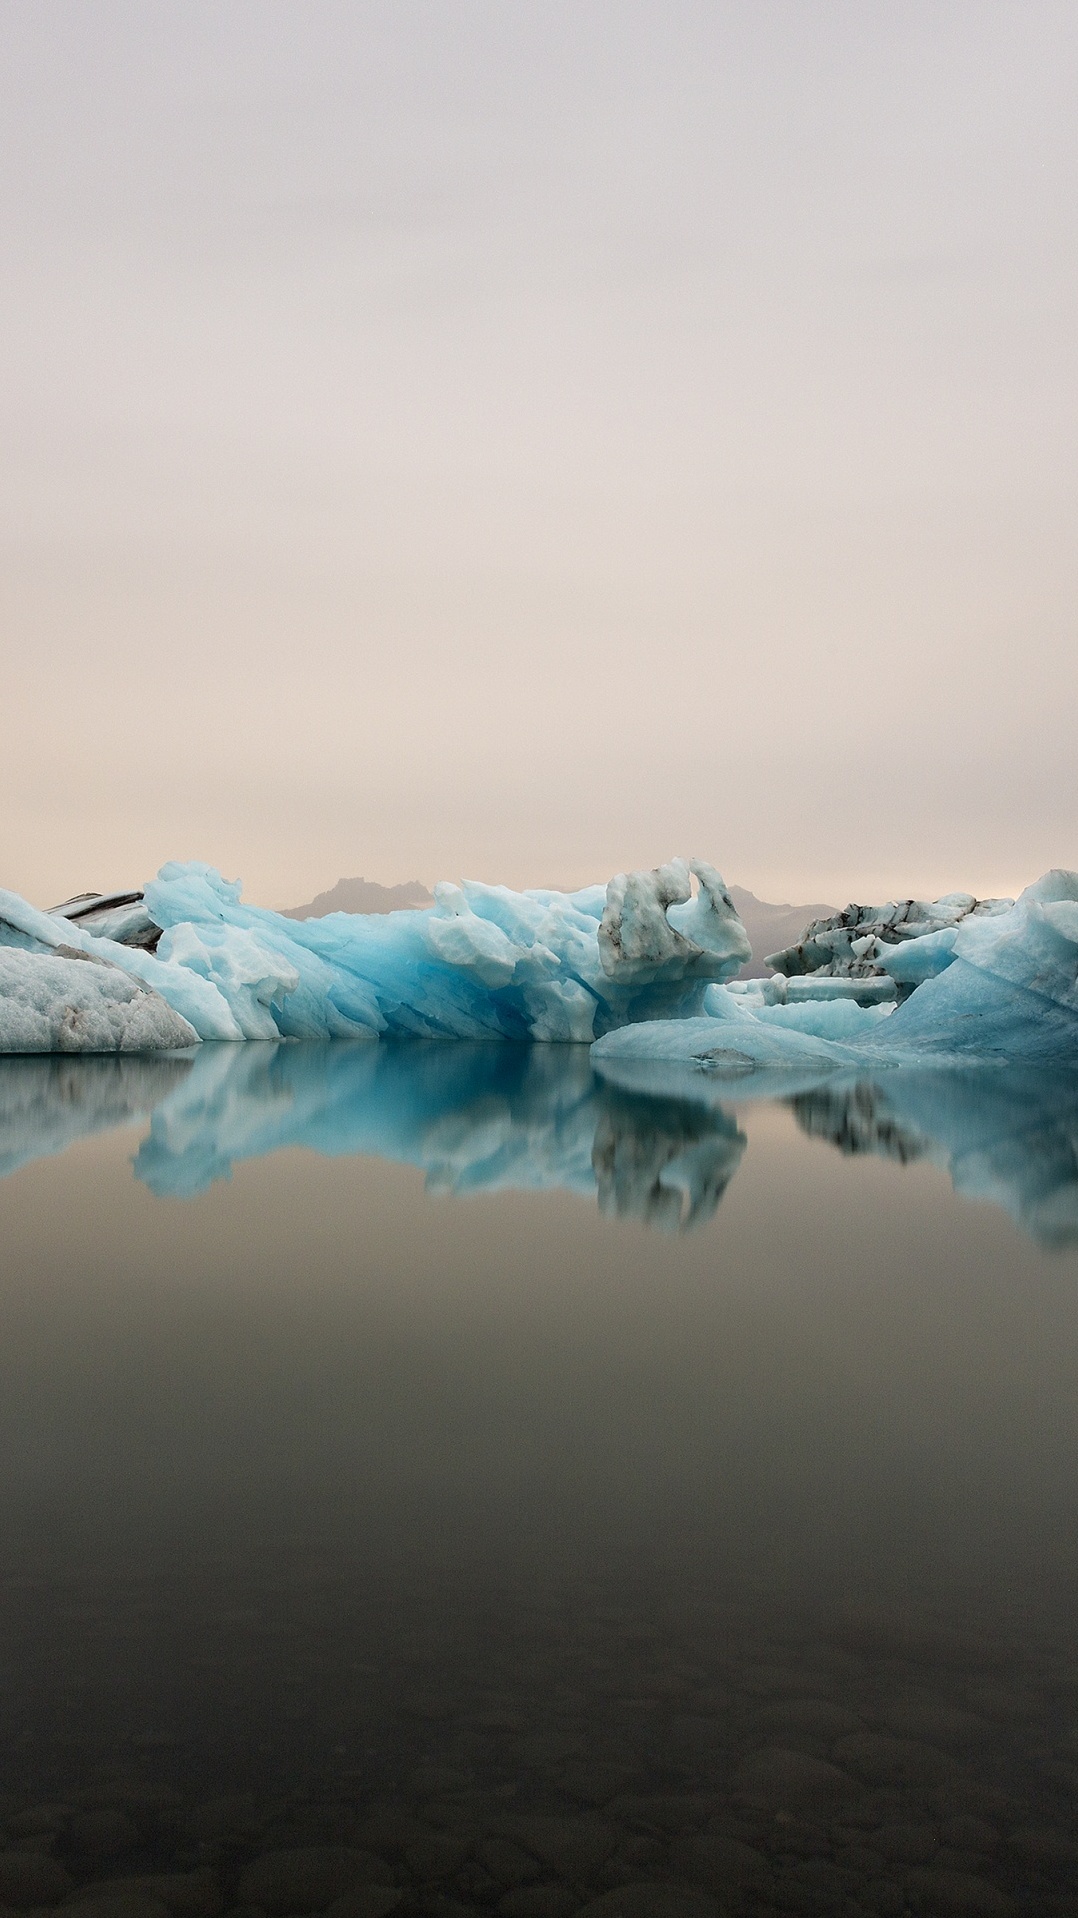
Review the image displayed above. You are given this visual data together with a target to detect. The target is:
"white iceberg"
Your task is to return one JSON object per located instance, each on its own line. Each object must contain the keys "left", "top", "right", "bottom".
{"left": 0, "top": 945, "right": 197, "bottom": 1054}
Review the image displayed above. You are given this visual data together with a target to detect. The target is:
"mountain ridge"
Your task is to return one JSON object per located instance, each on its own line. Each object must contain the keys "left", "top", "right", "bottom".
{"left": 281, "top": 875, "right": 832, "bottom": 974}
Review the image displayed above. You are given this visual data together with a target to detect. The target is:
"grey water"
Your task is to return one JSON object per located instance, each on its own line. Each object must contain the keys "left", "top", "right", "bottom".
{"left": 2, "top": 1044, "right": 1078, "bottom": 1916}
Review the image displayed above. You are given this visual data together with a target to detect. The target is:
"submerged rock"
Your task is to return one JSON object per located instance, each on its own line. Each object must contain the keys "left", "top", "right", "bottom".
{"left": 235, "top": 1847, "right": 395, "bottom": 1914}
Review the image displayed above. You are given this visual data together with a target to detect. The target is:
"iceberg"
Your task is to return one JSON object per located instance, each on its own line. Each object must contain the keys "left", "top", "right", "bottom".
{"left": 4, "top": 857, "right": 1078, "bottom": 1069}
{"left": 0, "top": 945, "right": 197, "bottom": 1054}
{"left": 593, "top": 870, "right": 1078, "bottom": 1084}
{"left": 2, "top": 858, "right": 750, "bottom": 1051}
{"left": 50, "top": 888, "right": 162, "bottom": 950}
{"left": 765, "top": 889, "right": 1013, "bottom": 979}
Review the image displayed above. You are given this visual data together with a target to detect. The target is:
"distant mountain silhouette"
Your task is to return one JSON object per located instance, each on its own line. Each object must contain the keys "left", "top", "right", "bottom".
{"left": 727, "top": 885, "right": 836, "bottom": 978}
{"left": 281, "top": 877, "right": 432, "bottom": 919}
{"left": 281, "top": 875, "right": 830, "bottom": 973}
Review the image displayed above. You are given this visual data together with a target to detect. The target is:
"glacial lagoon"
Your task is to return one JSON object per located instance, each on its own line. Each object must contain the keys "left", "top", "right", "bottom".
{"left": 2, "top": 1043, "right": 1078, "bottom": 1915}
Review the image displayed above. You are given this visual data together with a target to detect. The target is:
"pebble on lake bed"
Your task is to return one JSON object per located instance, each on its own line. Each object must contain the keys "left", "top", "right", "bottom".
{"left": 576, "top": 1886, "right": 720, "bottom": 1918}
{"left": 0, "top": 1853, "right": 75, "bottom": 1907}
{"left": 234, "top": 1850, "right": 395, "bottom": 1915}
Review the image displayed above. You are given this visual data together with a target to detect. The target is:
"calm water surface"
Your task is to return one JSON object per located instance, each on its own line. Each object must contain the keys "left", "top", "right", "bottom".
{"left": 1, "top": 1043, "right": 1077, "bottom": 1917}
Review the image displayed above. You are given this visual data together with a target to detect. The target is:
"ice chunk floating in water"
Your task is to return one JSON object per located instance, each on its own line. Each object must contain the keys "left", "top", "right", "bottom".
{"left": 1, "top": 858, "right": 750, "bottom": 1049}
{"left": 0, "top": 945, "right": 197, "bottom": 1054}
{"left": 594, "top": 869, "right": 1078, "bottom": 1078}
{"left": 3, "top": 858, "right": 1078, "bottom": 1066}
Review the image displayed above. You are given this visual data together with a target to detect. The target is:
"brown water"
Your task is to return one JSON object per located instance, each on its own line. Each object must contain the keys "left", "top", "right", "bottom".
{"left": 1, "top": 1045, "right": 1077, "bottom": 1916}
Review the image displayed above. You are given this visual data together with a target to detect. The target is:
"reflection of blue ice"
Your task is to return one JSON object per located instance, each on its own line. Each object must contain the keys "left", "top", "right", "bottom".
{"left": 788, "top": 1070, "right": 1078, "bottom": 1249}
{"left": 0, "top": 1052, "right": 192, "bottom": 1178}
{"left": 129, "top": 1041, "right": 746, "bottom": 1232}
{"left": 3, "top": 1043, "right": 1078, "bottom": 1244}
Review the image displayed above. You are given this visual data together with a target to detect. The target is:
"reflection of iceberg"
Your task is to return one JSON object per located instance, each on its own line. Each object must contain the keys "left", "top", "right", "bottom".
{"left": 593, "top": 1090, "right": 745, "bottom": 1232}
{"left": 134, "top": 1041, "right": 598, "bottom": 1199}
{"left": 132, "top": 1040, "right": 745, "bottom": 1232}
{"left": 0, "top": 1052, "right": 192, "bottom": 1178}
{"left": 789, "top": 1071, "right": 1078, "bottom": 1248}
{"left": 5, "top": 1043, "right": 1078, "bottom": 1245}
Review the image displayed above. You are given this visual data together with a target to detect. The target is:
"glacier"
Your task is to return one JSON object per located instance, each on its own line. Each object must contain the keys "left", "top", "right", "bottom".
{"left": 2, "top": 857, "right": 1078, "bottom": 1071}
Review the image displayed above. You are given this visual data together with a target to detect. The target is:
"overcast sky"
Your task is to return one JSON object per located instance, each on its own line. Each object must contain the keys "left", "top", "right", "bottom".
{"left": 3, "top": 1, "right": 1076, "bottom": 907}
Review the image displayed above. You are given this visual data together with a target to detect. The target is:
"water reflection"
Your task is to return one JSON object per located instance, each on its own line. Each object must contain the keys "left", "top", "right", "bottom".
{"left": 0, "top": 1051, "right": 192, "bottom": 1179}
{"left": 4, "top": 1050, "right": 1078, "bottom": 1910}
{"left": 791, "top": 1071, "right": 1078, "bottom": 1248}
{"left": 3, "top": 1041, "right": 1078, "bottom": 1243}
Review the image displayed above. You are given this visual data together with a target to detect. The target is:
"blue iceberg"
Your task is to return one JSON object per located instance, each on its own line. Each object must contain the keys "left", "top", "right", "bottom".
{"left": 3, "top": 857, "right": 1078, "bottom": 1071}
{"left": 593, "top": 869, "right": 1078, "bottom": 1083}
{"left": 1, "top": 858, "right": 750, "bottom": 1050}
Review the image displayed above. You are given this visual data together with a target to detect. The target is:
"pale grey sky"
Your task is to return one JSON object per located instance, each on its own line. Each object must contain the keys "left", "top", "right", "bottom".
{"left": 2, "top": 1, "right": 1076, "bottom": 907}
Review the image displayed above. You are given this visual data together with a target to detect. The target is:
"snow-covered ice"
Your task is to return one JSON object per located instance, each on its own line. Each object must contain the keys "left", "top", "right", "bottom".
{"left": 0, "top": 945, "right": 198, "bottom": 1054}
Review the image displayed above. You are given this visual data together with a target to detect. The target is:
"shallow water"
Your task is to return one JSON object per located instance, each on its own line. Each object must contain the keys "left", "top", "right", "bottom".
{"left": 1, "top": 1044, "right": 1078, "bottom": 1916}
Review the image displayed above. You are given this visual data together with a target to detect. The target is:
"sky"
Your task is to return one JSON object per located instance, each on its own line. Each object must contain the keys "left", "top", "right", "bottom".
{"left": 2, "top": 1, "right": 1076, "bottom": 910}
